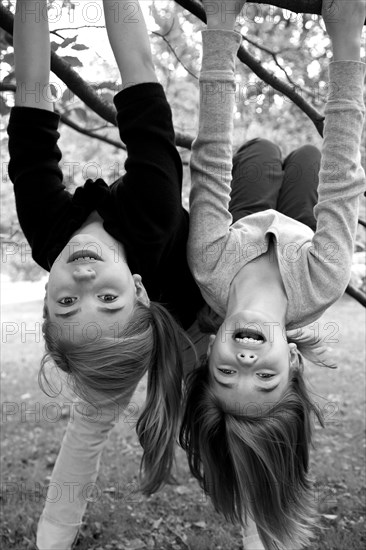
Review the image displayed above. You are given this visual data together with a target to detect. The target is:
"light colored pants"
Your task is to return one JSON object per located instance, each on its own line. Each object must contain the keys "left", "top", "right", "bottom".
{"left": 241, "top": 521, "right": 266, "bottom": 550}
{"left": 37, "top": 322, "right": 209, "bottom": 550}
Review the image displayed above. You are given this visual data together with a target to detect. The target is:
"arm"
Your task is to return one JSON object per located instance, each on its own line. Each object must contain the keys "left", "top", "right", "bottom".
{"left": 37, "top": 402, "right": 119, "bottom": 550}
{"left": 305, "top": 1, "right": 365, "bottom": 305}
{"left": 8, "top": 0, "right": 73, "bottom": 270}
{"left": 14, "top": 0, "right": 53, "bottom": 111}
{"left": 187, "top": 2, "right": 245, "bottom": 279}
{"left": 103, "top": 0, "right": 157, "bottom": 87}
{"left": 102, "top": 0, "right": 186, "bottom": 287}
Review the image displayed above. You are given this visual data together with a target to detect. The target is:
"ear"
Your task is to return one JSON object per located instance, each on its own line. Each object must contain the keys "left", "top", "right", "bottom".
{"left": 132, "top": 274, "right": 150, "bottom": 307}
{"left": 206, "top": 334, "right": 216, "bottom": 357}
{"left": 289, "top": 342, "right": 299, "bottom": 368}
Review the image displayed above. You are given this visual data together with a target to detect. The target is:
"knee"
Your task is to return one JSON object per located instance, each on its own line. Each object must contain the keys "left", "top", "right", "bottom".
{"left": 234, "top": 138, "right": 281, "bottom": 161}
{"left": 287, "top": 144, "right": 321, "bottom": 164}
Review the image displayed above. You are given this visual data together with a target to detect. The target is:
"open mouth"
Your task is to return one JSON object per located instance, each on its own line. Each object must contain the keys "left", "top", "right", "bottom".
{"left": 67, "top": 249, "right": 103, "bottom": 263}
{"left": 233, "top": 328, "right": 265, "bottom": 345}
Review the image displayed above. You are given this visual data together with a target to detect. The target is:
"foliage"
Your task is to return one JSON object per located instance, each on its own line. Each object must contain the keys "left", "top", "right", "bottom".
{"left": 0, "top": 0, "right": 365, "bottom": 280}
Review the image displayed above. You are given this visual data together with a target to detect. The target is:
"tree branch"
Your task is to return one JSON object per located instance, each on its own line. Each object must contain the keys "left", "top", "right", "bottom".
{"left": 242, "top": 35, "right": 320, "bottom": 101}
{"left": 176, "top": 0, "right": 366, "bottom": 20}
{"left": 0, "top": 2, "right": 364, "bottom": 308}
{"left": 0, "top": 82, "right": 125, "bottom": 149}
{"left": 58, "top": 113, "right": 125, "bottom": 150}
{"left": 174, "top": 0, "right": 325, "bottom": 135}
{"left": 0, "top": 2, "right": 326, "bottom": 140}
{"left": 345, "top": 284, "right": 366, "bottom": 308}
{"left": 152, "top": 30, "right": 198, "bottom": 80}
{"left": 0, "top": 3, "right": 194, "bottom": 148}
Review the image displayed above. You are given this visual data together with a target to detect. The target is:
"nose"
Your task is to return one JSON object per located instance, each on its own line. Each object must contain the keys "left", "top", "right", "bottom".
{"left": 236, "top": 352, "right": 258, "bottom": 365}
{"left": 72, "top": 266, "right": 96, "bottom": 281}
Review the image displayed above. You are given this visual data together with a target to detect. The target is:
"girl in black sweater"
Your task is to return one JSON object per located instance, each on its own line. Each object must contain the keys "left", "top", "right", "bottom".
{"left": 8, "top": 1, "right": 206, "bottom": 546}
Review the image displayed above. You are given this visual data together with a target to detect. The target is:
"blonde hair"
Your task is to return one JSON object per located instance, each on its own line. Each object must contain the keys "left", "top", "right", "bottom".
{"left": 179, "top": 304, "right": 332, "bottom": 549}
{"left": 179, "top": 360, "right": 323, "bottom": 549}
{"left": 41, "top": 300, "right": 192, "bottom": 494}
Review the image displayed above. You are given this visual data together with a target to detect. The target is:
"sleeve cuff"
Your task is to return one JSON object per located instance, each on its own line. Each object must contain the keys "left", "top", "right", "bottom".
{"left": 328, "top": 61, "right": 365, "bottom": 103}
{"left": 9, "top": 106, "right": 60, "bottom": 128}
{"left": 201, "top": 29, "right": 242, "bottom": 76}
{"left": 113, "top": 82, "right": 166, "bottom": 112}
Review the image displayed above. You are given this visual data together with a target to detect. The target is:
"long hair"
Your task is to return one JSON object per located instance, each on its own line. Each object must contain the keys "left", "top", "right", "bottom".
{"left": 179, "top": 359, "right": 324, "bottom": 550}
{"left": 41, "top": 300, "right": 192, "bottom": 494}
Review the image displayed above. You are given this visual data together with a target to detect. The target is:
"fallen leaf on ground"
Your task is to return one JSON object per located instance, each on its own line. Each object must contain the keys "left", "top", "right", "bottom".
{"left": 193, "top": 521, "right": 206, "bottom": 528}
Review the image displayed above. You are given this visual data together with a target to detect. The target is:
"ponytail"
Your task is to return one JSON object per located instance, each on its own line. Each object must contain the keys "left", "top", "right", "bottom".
{"left": 136, "top": 302, "right": 193, "bottom": 494}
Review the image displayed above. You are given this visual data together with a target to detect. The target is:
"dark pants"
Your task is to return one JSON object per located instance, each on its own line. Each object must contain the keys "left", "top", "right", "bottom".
{"left": 229, "top": 138, "right": 321, "bottom": 231}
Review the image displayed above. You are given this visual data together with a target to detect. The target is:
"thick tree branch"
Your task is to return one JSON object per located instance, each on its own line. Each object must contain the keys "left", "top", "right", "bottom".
{"left": 0, "top": 3, "right": 194, "bottom": 148}
{"left": 176, "top": 0, "right": 366, "bottom": 20}
{"left": 0, "top": 2, "right": 364, "bottom": 308}
{"left": 0, "top": 82, "right": 125, "bottom": 149}
{"left": 345, "top": 285, "right": 366, "bottom": 308}
{"left": 0, "top": 2, "right": 326, "bottom": 138}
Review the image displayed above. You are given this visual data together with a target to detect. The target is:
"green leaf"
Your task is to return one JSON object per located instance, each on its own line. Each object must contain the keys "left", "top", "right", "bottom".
{"left": 62, "top": 56, "right": 83, "bottom": 68}
{"left": 2, "top": 52, "right": 14, "bottom": 65}
{"left": 61, "top": 88, "right": 75, "bottom": 103}
{"left": 72, "top": 44, "right": 89, "bottom": 51}
{"left": 72, "top": 107, "right": 88, "bottom": 123}
{"left": 0, "top": 96, "right": 10, "bottom": 116}
{"left": 60, "top": 36, "right": 77, "bottom": 48}
{"left": 3, "top": 72, "right": 15, "bottom": 84}
{"left": 51, "top": 41, "right": 60, "bottom": 52}
{"left": 49, "top": 84, "right": 59, "bottom": 98}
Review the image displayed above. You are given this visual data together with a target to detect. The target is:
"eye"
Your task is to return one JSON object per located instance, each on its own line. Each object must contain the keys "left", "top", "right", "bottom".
{"left": 98, "top": 294, "right": 118, "bottom": 302}
{"left": 257, "top": 373, "right": 275, "bottom": 379}
{"left": 218, "top": 368, "right": 236, "bottom": 375}
{"left": 58, "top": 297, "right": 77, "bottom": 305}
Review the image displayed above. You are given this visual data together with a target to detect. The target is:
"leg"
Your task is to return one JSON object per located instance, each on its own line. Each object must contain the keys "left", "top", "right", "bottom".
{"left": 277, "top": 145, "right": 321, "bottom": 231}
{"left": 229, "top": 138, "right": 283, "bottom": 223}
{"left": 37, "top": 401, "right": 118, "bottom": 550}
{"left": 241, "top": 517, "right": 265, "bottom": 550}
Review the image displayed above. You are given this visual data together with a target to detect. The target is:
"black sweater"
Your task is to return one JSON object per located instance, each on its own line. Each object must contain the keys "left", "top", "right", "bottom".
{"left": 7, "top": 83, "right": 204, "bottom": 329}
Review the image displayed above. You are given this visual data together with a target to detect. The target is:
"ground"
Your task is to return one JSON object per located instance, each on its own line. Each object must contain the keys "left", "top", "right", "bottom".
{"left": 0, "top": 294, "right": 365, "bottom": 550}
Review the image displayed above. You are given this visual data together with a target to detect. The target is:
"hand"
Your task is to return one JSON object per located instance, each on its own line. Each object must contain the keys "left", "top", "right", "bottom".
{"left": 322, "top": 1, "right": 365, "bottom": 51}
{"left": 203, "top": 0, "right": 247, "bottom": 30}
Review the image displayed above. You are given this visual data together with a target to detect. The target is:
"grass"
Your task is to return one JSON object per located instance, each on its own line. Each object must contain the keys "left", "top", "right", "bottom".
{"left": 1, "top": 295, "right": 365, "bottom": 550}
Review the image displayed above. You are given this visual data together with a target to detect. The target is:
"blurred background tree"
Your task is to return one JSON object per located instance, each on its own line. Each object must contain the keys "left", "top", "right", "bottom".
{"left": 0, "top": 0, "right": 365, "bottom": 282}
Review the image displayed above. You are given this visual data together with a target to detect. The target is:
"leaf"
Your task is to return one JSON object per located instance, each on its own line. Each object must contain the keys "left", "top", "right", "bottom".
{"left": 125, "top": 540, "right": 146, "bottom": 550}
{"left": 49, "top": 84, "right": 59, "bottom": 99}
{"left": 2, "top": 52, "right": 14, "bottom": 65}
{"left": 321, "top": 514, "right": 338, "bottom": 520}
{"left": 3, "top": 72, "right": 15, "bottom": 84}
{"left": 193, "top": 521, "right": 206, "bottom": 528}
{"left": 175, "top": 485, "right": 191, "bottom": 495}
{"left": 62, "top": 55, "right": 83, "bottom": 68}
{"left": 72, "top": 44, "right": 89, "bottom": 51}
{"left": 61, "top": 88, "right": 74, "bottom": 103}
{"left": 72, "top": 107, "right": 88, "bottom": 123}
{"left": 152, "top": 517, "right": 163, "bottom": 530}
{"left": 60, "top": 36, "right": 77, "bottom": 48}
{"left": 99, "top": 91, "right": 114, "bottom": 104}
{"left": 0, "top": 97, "right": 11, "bottom": 117}
{"left": 51, "top": 41, "right": 60, "bottom": 52}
